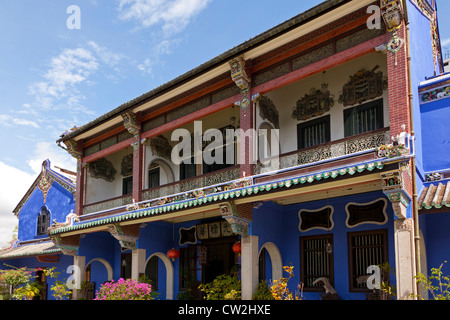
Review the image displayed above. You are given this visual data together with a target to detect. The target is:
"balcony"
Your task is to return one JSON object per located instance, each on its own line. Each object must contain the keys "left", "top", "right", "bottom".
{"left": 82, "top": 129, "right": 390, "bottom": 216}
{"left": 255, "top": 128, "right": 390, "bottom": 175}
{"left": 82, "top": 166, "right": 240, "bottom": 215}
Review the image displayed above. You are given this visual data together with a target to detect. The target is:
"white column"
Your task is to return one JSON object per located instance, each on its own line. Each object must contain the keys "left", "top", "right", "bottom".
{"left": 131, "top": 248, "right": 146, "bottom": 280}
{"left": 72, "top": 255, "right": 86, "bottom": 300}
{"left": 241, "top": 235, "right": 258, "bottom": 300}
{"left": 394, "top": 218, "right": 417, "bottom": 299}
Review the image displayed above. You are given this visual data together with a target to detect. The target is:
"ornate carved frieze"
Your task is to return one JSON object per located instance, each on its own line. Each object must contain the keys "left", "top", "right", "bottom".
{"left": 107, "top": 223, "right": 138, "bottom": 251}
{"left": 49, "top": 234, "right": 79, "bottom": 256}
{"left": 292, "top": 88, "right": 334, "bottom": 121}
{"left": 122, "top": 111, "right": 140, "bottom": 151}
{"left": 381, "top": 170, "right": 411, "bottom": 219}
{"left": 375, "top": 143, "right": 408, "bottom": 159}
{"left": 48, "top": 210, "right": 79, "bottom": 232}
{"left": 420, "top": 84, "right": 450, "bottom": 104}
{"left": 258, "top": 96, "right": 280, "bottom": 128}
{"left": 229, "top": 55, "right": 251, "bottom": 112}
{"left": 380, "top": 0, "right": 404, "bottom": 32}
{"left": 229, "top": 55, "right": 250, "bottom": 91}
{"left": 63, "top": 139, "right": 82, "bottom": 159}
{"left": 339, "top": 66, "right": 386, "bottom": 106}
{"left": 220, "top": 201, "right": 251, "bottom": 236}
{"left": 149, "top": 135, "right": 172, "bottom": 160}
{"left": 89, "top": 157, "right": 116, "bottom": 182}
{"left": 121, "top": 154, "right": 133, "bottom": 176}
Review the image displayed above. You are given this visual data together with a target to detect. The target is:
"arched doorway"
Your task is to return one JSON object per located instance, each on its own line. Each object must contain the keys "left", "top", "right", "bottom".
{"left": 85, "top": 258, "right": 113, "bottom": 299}
{"left": 258, "top": 242, "right": 283, "bottom": 282}
{"left": 144, "top": 253, "right": 174, "bottom": 300}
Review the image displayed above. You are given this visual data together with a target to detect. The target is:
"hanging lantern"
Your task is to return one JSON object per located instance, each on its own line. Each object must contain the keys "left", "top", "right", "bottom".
{"left": 167, "top": 248, "right": 180, "bottom": 261}
{"left": 232, "top": 241, "right": 241, "bottom": 255}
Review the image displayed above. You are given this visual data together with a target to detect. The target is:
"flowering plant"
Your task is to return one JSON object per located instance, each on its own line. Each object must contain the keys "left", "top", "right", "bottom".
{"left": 0, "top": 265, "right": 34, "bottom": 291}
{"left": 94, "top": 278, "right": 154, "bottom": 300}
{"left": 270, "top": 265, "right": 303, "bottom": 300}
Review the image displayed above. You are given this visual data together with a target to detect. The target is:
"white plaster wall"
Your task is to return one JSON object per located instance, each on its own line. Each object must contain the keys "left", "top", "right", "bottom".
{"left": 85, "top": 147, "right": 133, "bottom": 204}
{"left": 143, "top": 142, "right": 177, "bottom": 189}
{"left": 258, "top": 52, "right": 389, "bottom": 155}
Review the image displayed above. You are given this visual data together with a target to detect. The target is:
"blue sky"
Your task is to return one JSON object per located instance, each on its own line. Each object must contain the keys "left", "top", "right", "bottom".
{"left": 0, "top": 0, "right": 449, "bottom": 246}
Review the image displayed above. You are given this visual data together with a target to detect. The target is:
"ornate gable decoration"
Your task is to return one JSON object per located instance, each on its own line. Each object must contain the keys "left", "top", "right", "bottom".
{"left": 292, "top": 88, "right": 334, "bottom": 121}
{"left": 38, "top": 160, "right": 53, "bottom": 203}
{"left": 339, "top": 66, "right": 386, "bottom": 107}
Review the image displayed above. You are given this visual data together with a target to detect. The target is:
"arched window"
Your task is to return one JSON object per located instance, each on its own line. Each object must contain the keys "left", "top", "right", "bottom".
{"left": 37, "top": 207, "right": 50, "bottom": 235}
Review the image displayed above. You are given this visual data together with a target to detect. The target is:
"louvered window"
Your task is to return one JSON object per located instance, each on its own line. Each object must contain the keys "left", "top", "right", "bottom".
{"left": 347, "top": 229, "right": 388, "bottom": 291}
{"left": 297, "top": 115, "right": 330, "bottom": 149}
{"left": 299, "top": 234, "right": 334, "bottom": 291}
{"left": 344, "top": 99, "right": 384, "bottom": 137}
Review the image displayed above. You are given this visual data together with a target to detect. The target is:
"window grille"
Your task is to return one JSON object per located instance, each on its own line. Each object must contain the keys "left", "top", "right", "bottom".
{"left": 344, "top": 99, "right": 383, "bottom": 137}
{"left": 347, "top": 229, "right": 388, "bottom": 291}
{"left": 299, "top": 235, "right": 334, "bottom": 290}
{"left": 297, "top": 115, "right": 330, "bottom": 149}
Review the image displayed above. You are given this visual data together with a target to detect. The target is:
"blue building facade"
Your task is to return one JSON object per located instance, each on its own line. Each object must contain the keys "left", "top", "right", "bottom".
{"left": 0, "top": 160, "right": 76, "bottom": 300}
{"left": 2, "top": 0, "right": 449, "bottom": 301}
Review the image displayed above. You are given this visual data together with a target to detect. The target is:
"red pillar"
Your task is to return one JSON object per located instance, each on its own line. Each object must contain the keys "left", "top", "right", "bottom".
{"left": 75, "top": 158, "right": 85, "bottom": 216}
{"left": 132, "top": 117, "right": 143, "bottom": 204}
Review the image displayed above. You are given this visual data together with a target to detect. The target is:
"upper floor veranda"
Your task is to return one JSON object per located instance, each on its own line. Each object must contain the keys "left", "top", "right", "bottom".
{"left": 56, "top": 0, "right": 428, "bottom": 219}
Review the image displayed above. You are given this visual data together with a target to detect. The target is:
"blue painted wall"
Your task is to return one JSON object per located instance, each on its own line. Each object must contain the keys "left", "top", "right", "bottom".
{"left": 420, "top": 207, "right": 450, "bottom": 277}
{"left": 252, "top": 190, "right": 396, "bottom": 300}
{"left": 420, "top": 94, "right": 450, "bottom": 172}
{"left": 18, "top": 182, "right": 75, "bottom": 242}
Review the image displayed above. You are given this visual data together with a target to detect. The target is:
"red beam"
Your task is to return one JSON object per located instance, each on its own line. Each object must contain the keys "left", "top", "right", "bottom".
{"left": 141, "top": 94, "right": 240, "bottom": 140}
{"left": 253, "top": 34, "right": 386, "bottom": 95}
{"left": 82, "top": 137, "right": 135, "bottom": 164}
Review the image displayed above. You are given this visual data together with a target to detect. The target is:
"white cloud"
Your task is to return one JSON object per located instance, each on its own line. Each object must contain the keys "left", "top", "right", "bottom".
{"left": 27, "top": 141, "right": 77, "bottom": 176}
{"left": 0, "top": 162, "right": 35, "bottom": 248}
{"left": 0, "top": 114, "right": 40, "bottom": 128}
{"left": 26, "top": 41, "right": 122, "bottom": 118}
{"left": 28, "top": 47, "right": 99, "bottom": 107}
{"left": 138, "top": 58, "right": 153, "bottom": 74}
{"left": 118, "top": 0, "right": 212, "bottom": 36}
{"left": 442, "top": 37, "right": 450, "bottom": 48}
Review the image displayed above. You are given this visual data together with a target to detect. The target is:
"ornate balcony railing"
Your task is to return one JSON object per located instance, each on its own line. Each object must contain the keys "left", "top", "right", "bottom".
{"left": 142, "top": 166, "right": 240, "bottom": 202}
{"left": 82, "top": 167, "right": 240, "bottom": 215}
{"left": 255, "top": 128, "right": 390, "bottom": 174}
{"left": 83, "top": 194, "right": 133, "bottom": 215}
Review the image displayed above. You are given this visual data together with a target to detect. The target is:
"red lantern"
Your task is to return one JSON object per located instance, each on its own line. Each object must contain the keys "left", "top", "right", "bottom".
{"left": 232, "top": 242, "right": 241, "bottom": 255}
{"left": 167, "top": 248, "right": 180, "bottom": 261}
